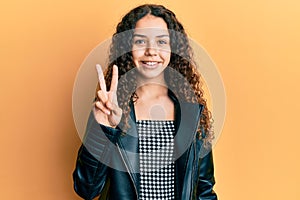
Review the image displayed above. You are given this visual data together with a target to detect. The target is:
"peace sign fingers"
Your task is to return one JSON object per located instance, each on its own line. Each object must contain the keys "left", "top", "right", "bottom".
{"left": 94, "top": 64, "right": 122, "bottom": 127}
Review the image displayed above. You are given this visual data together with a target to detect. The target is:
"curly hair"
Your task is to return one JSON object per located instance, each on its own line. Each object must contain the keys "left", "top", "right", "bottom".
{"left": 98, "top": 4, "right": 214, "bottom": 144}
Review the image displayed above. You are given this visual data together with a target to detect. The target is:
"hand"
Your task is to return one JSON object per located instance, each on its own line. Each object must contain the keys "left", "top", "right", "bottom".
{"left": 93, "top": 64, "right": 122, "bottom": 128}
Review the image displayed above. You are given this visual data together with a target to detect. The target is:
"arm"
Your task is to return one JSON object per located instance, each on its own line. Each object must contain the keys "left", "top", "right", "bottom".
{"left": 196, "top": 149, "right": 218, "bottom": 200}
{"left": 73, "top": 112, "right": 121, "bottom": 199}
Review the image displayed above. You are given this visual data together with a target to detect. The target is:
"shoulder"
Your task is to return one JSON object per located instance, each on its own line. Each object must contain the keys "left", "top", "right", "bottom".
{"left": 168, "top": 89, "right": 203, "bottom": 115}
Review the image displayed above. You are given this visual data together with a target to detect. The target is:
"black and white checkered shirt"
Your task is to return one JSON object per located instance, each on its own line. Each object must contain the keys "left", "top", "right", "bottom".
{"left": 137, "top": 120, "right": 175, "bottom": 200}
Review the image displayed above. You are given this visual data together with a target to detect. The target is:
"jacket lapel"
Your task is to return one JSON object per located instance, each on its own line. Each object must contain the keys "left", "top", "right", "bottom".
{"left": 173, "top": 101, "right": 203, "bottom": 199}
{"left": 116, "top": 101, "right": 140, "bottom": 195}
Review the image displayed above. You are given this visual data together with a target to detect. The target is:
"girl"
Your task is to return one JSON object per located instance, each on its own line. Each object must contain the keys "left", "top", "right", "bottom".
{"left": 73, "top": 4, "right": 217, "bottom": 200}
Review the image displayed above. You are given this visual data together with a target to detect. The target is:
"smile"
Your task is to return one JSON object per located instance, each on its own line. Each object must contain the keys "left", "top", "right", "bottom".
{"left": 142, "top": 61, "right": 159, "bottom": 65}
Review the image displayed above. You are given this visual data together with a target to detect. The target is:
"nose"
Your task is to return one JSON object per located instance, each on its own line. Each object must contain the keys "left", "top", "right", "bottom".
{"left": 144, "top": 41, "right": 158, "bottom": 56}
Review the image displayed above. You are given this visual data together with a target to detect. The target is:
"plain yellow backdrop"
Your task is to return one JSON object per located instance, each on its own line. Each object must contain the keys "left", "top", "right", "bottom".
{"left": 1, "top": 0, "right": 299, "bottom": 199}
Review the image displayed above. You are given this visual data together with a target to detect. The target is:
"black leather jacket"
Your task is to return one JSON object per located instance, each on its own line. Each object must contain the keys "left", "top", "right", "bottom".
{"left": 73, "top": 92, "right": 218, "bottom": 200}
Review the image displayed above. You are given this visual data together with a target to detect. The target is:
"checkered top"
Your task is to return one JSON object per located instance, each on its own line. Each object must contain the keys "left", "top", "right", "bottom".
{"left": 137, "top": 120, "right": 175, "bottom": 200}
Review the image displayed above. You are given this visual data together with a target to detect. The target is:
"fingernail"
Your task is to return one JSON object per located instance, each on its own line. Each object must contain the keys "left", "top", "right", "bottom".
{"left": 107, "top": 110, "right": 111, "bottom": 115}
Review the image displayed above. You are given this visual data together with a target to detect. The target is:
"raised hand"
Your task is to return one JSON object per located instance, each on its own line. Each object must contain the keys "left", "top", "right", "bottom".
{"left": 93, "top": 64, "right": 122, "bottom": 128}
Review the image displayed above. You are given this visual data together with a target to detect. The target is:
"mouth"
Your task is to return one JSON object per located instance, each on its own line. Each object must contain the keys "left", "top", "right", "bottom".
{"left": 140, "top": 61, "right": 162, "bottom": 68}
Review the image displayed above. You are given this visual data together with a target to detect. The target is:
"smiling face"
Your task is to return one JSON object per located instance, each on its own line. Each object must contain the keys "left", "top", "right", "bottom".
{"left": 132, "top": 14, "right": 171, "bottom": 82}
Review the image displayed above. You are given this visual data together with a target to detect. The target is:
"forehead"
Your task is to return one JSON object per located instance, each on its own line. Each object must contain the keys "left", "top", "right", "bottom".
{"left": 134, "top": 14, "right": 169, "bottom": 36}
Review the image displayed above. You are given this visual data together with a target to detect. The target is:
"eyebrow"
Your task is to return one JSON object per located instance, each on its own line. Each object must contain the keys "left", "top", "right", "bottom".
{"left": 133, "top": 34, "right": 170, "bottom": 38}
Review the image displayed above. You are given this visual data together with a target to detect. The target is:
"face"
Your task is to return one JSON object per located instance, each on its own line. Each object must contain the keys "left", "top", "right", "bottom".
{"left": 132, "top": 14, "right": 171, "bottom": 81}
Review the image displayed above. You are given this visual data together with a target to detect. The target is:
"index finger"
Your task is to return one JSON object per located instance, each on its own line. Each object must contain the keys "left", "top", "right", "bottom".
{"left": 110, "top": 65, "right": 118, "bottom": 92}
{"left": 96, "top": 64, "right": 107, "bottom": 94}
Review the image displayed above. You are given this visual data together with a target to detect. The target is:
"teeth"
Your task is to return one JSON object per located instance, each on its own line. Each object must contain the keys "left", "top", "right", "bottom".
{"left": 144, "top": 62, "right": 157, "bottom": 66}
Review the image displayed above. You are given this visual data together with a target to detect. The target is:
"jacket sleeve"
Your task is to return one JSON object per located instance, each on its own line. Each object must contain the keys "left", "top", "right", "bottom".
{"left": 196, "top": 147, "right": 218, "bottom": 200}
{"left": 72, "top": 112, "right": 121, "bottom": 200}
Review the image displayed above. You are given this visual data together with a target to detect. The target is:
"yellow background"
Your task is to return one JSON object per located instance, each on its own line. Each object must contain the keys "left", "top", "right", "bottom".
{"left": 1, "top": 0, "right": 299, "bottom": 199}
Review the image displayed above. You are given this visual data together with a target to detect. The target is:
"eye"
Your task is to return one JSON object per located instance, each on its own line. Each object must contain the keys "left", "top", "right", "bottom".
{"left": 157, "top": 39, "right": 169, "bottom": 45}
{"left": 133, "top": 39, "right": 146, "bottom": 45}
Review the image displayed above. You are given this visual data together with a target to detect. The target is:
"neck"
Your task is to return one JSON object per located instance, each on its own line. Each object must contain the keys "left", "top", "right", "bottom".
{"left": 136, "top": 73, "right": 168, "bottom": 97}
{"left": 135, "top": 83, "right": 168, "bottom": 99}
{"left": 136, "top": 72, "right": 166, "bottom": 86}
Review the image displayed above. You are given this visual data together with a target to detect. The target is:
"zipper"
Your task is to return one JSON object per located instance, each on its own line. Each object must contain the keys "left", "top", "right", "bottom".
{"left": 116, "top": 143, "right": 139, "bottom": 199}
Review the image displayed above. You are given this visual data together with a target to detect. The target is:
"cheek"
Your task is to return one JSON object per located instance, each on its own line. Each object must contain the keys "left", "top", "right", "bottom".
{"left": 131, "top": 50, "right": 143, "bottom": 67}
{"left": 161, "top": 51, "right": 171, "bottom": 63}
{"left": 132, "top": 50, "right": 143, "bottom": 61}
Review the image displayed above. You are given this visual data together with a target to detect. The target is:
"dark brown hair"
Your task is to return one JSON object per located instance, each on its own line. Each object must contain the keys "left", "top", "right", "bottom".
{"left": 100, "top": 4, "right": 214, "bottom": 143}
